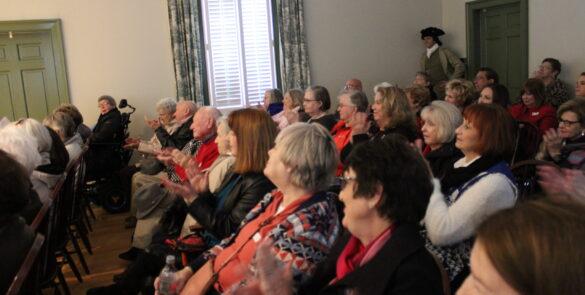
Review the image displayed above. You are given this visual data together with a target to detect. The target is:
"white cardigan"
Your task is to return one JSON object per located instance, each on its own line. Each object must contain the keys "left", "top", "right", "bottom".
{"left": 424, "top": 159, "right": 517, "bottom": 246}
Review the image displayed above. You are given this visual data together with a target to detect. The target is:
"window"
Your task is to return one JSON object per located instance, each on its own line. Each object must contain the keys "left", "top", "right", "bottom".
{"left": 201, "top": 0, "right": 278, "bottom": 109}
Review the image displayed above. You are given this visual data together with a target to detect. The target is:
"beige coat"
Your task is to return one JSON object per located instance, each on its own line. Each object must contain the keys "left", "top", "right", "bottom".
{"left": 420, "top": 47, "right": 465, "bottom": 80}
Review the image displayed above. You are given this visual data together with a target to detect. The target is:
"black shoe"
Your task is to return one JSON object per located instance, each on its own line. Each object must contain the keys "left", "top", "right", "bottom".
{"left": 124, "top": 216, "right": 137, "bottom": 229}
{"left": 118, "top": 247, "right": 141, "bottom": 261}
{"left": 86, "top": 284, "right": 123, "bottom": 295}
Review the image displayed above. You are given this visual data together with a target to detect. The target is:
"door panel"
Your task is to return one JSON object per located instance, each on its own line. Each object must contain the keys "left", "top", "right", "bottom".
{"left": 0, "top": 30, "right": 63, "bottom": 121}
{"left": 468, "top": 1, "right": 528, "bottom": 101}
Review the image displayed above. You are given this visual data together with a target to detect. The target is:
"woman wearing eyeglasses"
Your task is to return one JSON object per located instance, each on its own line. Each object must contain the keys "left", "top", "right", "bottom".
{"left": 537, "top": 99, "right": 585, "bottom": 169}
{"left": 237, "top": 135, "right": 444, "bottom": 295}
{"left": 302, "top": 85, "right": 338, "bottom": 131}
{"left": 161, "top": 123, "right": 340, "bottom": 294}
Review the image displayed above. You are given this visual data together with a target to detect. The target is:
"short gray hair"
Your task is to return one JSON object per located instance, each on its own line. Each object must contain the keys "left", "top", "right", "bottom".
{"left": 338, "top": 89, "right": 369, "bottom": 112}
{"left": 156, "top": 97, "right": 177, "bottom": 114}
{"left": 98, "top": 95, "right": 116, "bottom": 107}
{"left": 0, "top": 125, "right": 42, "bottom": 175}
{"left": 420, "top": 100, "right": 462, "bottom": 143}
{"left": 275, "top": 123, "right": 337, "bottom": 192}
{"left": 44, "top": 112, "right": 76, "bottom": 139}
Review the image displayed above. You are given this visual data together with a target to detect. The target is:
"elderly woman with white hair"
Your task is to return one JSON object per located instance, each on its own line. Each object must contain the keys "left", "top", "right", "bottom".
{"left": 161, "top": 123, "right": 341, "bottom": 294}
{"left": 12, "top": 118, "right": 69, "bottom": 189}
{"left": 0, "top": 123, "right": 45, "bottom": 224}
{"left": 420, "top": 100, "right": 463, "bottom": 180}
{"left": 44, "top": 111, "right": 84, "bottom": 164}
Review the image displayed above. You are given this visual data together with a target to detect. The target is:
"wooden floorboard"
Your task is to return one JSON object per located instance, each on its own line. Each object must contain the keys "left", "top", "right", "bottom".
{"left": 61, "top": 206, "right": 133, "bottom": 295}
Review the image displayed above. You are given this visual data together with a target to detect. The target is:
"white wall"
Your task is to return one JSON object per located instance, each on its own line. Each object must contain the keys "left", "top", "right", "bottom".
{"left": 304, "top": 0, "right": 443, "bottom": 103}
{"left": 0, "top": 0, "right": 176, "bottom": 138}
{"left": 442, "top": 0, "right": 585, "bottom": 94}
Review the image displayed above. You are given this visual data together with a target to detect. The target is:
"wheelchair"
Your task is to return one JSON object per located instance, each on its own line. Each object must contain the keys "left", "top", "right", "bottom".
{"left": 85, "top": 99, "right": 136, "bottom": 213}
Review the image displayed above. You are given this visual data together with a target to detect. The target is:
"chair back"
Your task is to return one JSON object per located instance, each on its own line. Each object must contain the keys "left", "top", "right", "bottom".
{"left": 510, "top": 120, "right": 541, "bottom": 165}
{"left": 5, "top": 233, "right": 45, "bottom": 295}
{"left": 511, "top": 159, "right": 558, "bottom": 202}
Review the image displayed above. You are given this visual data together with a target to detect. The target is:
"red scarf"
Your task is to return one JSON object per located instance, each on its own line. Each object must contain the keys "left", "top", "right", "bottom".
{"left": 334, "top": 225, "right": 395, "bottom": 283}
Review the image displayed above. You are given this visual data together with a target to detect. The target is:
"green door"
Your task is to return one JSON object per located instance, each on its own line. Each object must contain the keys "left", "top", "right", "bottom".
{"left": 0, "top": 20, "right": 69, "bottom": 121}
{"left": 479, "top": 3, "right": 524, "bottom": 100}
{"left": 467, "top": 0, "right": 528, "bottom": 103}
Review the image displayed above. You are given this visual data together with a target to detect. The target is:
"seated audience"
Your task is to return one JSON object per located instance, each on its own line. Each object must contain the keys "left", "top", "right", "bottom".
{"left": 458, "top": 199, "right": 585, "bottom": 295}
{"left": 54, "top": 103, "right": 92, "bottom": 143}
{"left": 239, "top": 135, "right": 444, "bottom": 294}
{"left": 0, "top": 151, "right": 36, "bottom": 294}
{"left": 444, "top": 79, "right": 475, "bottom": 111}
{"left": 166, "top": 122, "right": 340, "bottom": 294}
{"left": 87, "top": 95, "right": 124, "bottom": 178}
{"left": 272, "top": 88, "right": 304, "bottom": 130}
{"left": 534, "top": 57, "right": 569, "bottom": 108}
{"left": 44, "top": 111, "right": 83, "bottom": 164}
{"left": 536, "top": 99, "right": 585, "bottom": 169}
{"left": 344, "top": 78, "right": 363, "bottom": 91}
{"left": 88, "top": 109, "right": 275, "bottom": 295}
{"left": 473, "top": 67, "right": 499, "bottom": 93}
{"left": 331, "top": 89, "right": 369, "bottom": 175}
{"left": 303, "top": 85, "right": 338, "bottom": 130}
{"left": 405, "top": 85, "right": 433, "bottom": 134}
{"left": 370, "top": 84, "right": 418, "bottom": 141}
{"left": 509, "top": 78, "right": 557, "bottom": 136}
{"left": 124, "top": 107, "right": 220, "bottom": 256}
{"left": 421, "top": 100, "right": 463, "bottom": 180}
{"left": 576, "top": 72, "right": 585, "bottom": 98}
{"left": 424, "top": 104, "right": 517, "bottom": 292}
{"left": 478, "top": 84, "right": 510, "bottom": 108}
{"left": 263, "top": 88, "right": 284, "bottom": 116}
{"left": 413, "top": 71, "right": 437, "bottom": 100}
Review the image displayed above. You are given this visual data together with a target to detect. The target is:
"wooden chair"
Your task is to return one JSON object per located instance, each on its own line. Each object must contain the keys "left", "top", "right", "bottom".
{"left": 510, "top": 120, "right": 541, "bottom": 166}
{"left": 511, "top": 159, "right": 558, "bottom": 202}
{"left": 5, "top": 233, "right": 45, "bottom": 295}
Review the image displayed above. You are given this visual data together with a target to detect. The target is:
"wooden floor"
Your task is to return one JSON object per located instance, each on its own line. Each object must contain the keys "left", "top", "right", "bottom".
{"left": 60, "top": 206, "right": 134, "bottom": 295}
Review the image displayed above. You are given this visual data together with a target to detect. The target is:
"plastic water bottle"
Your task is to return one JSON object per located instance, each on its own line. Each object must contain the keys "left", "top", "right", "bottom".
{"left": 159, "top": 255, "right": 177, "bottom": 295}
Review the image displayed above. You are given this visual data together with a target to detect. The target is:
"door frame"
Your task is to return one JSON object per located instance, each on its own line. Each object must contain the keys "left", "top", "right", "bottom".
{"left": 0, "top": 19, "right": 70, "bottom": 104}
{"left": 466, "top": 0, "right": 528, "bottom": 79}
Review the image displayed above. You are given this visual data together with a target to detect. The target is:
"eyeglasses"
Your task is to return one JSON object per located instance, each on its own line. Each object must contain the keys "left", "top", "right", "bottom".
{"left": 339, "top": 175, "right": 357, "bottom": 189}
{"left": 559, "top": 119, "right": 580, "bottom": 126}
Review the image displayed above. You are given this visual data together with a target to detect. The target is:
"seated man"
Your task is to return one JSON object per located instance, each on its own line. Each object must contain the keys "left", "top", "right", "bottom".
{"left": 126, "top": 100, "right": 197, "bottom": 227}
{"left": 122, "top": 107, "right": 221, "bottom": 258}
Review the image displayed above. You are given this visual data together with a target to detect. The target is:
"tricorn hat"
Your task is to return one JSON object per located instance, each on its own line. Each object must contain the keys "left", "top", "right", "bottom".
{"left": 420, "top": 27, "right": 445, "bottom": 39}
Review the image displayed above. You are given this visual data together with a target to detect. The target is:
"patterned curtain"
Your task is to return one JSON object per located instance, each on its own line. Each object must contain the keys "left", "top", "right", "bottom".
{"left": 167, "top": 0, "right": 206, "bottom": 105}
{"left": 275, "top": 0, "right": 311, "bottom": 90}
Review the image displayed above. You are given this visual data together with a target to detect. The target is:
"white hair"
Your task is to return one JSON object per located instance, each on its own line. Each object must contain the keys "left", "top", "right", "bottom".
{"left": 13, "top": 118, "right": 52, "bottom": 165}
{"left": 156, "top": 97, "right": 177, "bottom": 114}
{"left": 374, "top": 82, "right": 394, "bottom": 93}
{"left": 0, "top": 125, "right": 42, "bottom": 175}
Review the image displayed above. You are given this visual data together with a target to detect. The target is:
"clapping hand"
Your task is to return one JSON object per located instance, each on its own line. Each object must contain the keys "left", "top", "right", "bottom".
{"left": 156, "top": 148, "right": 177, "bottom": 166}
{"left": 538, "top": 166, "right": 585, "bottom": 205}
{"left": 349, "top": 112, "right": 371, "bottom": 138}
{"left": 146, "top": 118, "right": 161, "bottom": 130}
{"left": 543, "top": 128, "right": 563, "bottom": 158}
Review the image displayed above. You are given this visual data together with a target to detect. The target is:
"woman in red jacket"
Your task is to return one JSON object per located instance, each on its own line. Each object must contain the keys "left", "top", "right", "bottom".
{"left": 508, "top": 78, "right": 557, "bottom": 136}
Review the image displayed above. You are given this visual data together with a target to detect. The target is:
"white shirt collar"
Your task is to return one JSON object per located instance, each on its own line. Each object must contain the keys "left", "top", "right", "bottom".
{"left": 426, "top": 43, "right": 439, "bottom": 58}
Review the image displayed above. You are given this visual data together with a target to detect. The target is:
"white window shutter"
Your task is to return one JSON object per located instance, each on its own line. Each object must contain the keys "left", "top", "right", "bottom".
{"left": 202, "top": 0, "right": 277, "bottom": 109}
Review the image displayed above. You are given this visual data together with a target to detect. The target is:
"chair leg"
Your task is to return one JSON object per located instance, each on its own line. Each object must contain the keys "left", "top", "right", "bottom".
{"left": 62, "top": 249, "right": 83, "bottom": 283}
{"left": 85, "top": 199, "right": 97, "bottom": 220}
{"left": 81, "top": 206, "right": 93, "bottom": 232}
{"left": 75, "top": 221, "right": 93, "bottom": 254}
{"left": 56, "top": 267, "right": 71, "bottom": 295}
{"left": 68, "top": 230, "right": 91, "bottom": 274}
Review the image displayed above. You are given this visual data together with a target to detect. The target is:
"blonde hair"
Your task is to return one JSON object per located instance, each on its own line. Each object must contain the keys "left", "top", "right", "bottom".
{"left": 420, "top": 100, "right": 462, "bottom": 143}
{"left": 375, "top": 86, "right": 416, "bottom": 129}
{"left": 446, "top": 79, "right": 474, "bottom": 107}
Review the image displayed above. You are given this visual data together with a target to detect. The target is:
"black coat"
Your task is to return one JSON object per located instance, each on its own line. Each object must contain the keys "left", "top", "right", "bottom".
{"left": 155, "top": 117, "right": 194, "bottom": 150}
{"left": 300, "top": 224, "right": 444, "bottom": 295}
{"left": 188, "top": 172, "right": 275, "bottom": 239}
{"left": 426, "top": 141, "right": 463, "bottom": 181}
{"left": 88, "top": 108, "right": 124, "bottom": 176}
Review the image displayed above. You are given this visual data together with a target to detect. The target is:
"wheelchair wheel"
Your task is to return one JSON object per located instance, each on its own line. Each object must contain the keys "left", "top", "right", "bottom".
{"left": 100, "top": 179, "right": 130, "bottom": 214}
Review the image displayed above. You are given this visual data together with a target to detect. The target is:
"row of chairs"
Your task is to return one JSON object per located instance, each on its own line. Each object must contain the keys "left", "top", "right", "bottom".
{"left": 7, "top": 147, "right": 96, "bottom": 295}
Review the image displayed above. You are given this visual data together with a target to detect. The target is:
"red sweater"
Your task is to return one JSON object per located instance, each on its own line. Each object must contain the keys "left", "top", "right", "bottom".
{"left": 175, "top": 136, "right": 219, "bottom": 181}
{"left": 331, "top": 121, "right": 352, "bottom": 176}
{"left": 508, "top": 103, "right": 557, "bottom": 135}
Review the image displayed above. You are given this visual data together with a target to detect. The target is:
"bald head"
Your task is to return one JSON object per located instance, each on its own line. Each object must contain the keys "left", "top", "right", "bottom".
{"left": 190, "top": 107, "right": 221, "bottom": 139}
{"left": 175, "top": 100, "right": 198, "bottom": 122}
{"left": 344, "top": 78, "right": 363, "bottom": 91}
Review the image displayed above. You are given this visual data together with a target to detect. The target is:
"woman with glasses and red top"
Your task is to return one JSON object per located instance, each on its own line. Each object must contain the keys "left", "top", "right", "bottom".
{"left": 537, "top": 98, "right": 585, "bottom": 169}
